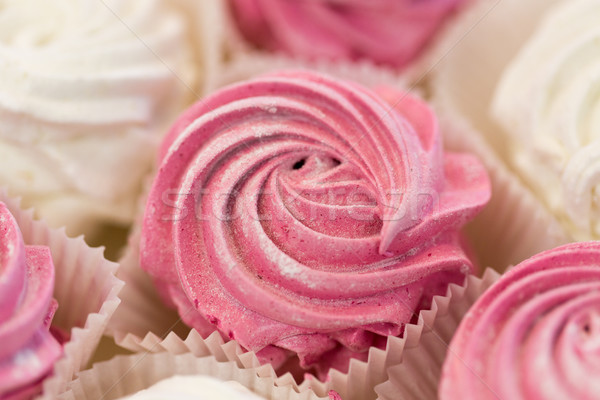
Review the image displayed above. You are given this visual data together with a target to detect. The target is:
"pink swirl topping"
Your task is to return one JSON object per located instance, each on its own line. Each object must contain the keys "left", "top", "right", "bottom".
{"left": 228, "top": 0, "right": 465, "bottom": 68}
{"left": 440, "top": 241, "right": 600, "bottom": 400}
{"left": 141, "top": 71, "right": 489, "bottom": 376}
{"left": 0, "top": 203, "right": 61, "bottom": 399}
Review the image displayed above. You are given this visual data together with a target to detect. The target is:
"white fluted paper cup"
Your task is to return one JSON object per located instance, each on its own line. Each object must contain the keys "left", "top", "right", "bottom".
{"left": 375, "top": 269, "right": 501, "bottom": 399}
{"left": 59, "top": 352, "right": 326, "bottom": 400}
{"left": 0, "top": 189, "right": 123, "bottom": 399}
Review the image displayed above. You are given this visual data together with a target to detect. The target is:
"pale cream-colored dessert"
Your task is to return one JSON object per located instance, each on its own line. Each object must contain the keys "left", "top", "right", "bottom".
{"left": 0, "top": 0, "right": 200, "bottom": 239}
{"left": 491, "top": 0, "right": 600, "bottom": 240}
{"left": 115, "top": 375, "right": 264, "bottom": 400}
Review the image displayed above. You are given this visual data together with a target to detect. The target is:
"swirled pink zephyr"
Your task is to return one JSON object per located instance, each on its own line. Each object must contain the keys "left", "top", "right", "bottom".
{"left": 228, "top": 0, "right": 466, "bottom": 68}
{"left": 0, "top": 203, "right": 62, "bottom": 399}
{"left": 140, "top": 71, "right": 490, "bottom": 377}
{"left": 440, "top": 241, "right": 600, "bottom": 400}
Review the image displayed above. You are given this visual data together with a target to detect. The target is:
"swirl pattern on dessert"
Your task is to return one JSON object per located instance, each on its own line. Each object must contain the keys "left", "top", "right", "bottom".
{"left": 0, "top": 0, "right": 196, "bottom": 229}
{"left": 228, "top": 0, "right": 464, "bottom": 68}
{"left": 141, "top": 71, "right": 490, "bottom": 373}
{"left": 0, "top": 202, "right": 62, "bottom": 397}
{"left": 440, "top": 241, "right": 600, "bottom": 400}
{"left": 491, "top": 0, "right": 600, "bottom": 239}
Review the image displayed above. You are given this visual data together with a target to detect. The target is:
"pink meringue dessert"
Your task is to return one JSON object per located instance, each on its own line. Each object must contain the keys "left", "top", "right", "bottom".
{"left": 0, "top": 202, "right": 62, "bottom": 400}
{"left": 440, "top": 241, "right": 600, "bottom": 400}
{"left": 140, "top": 70, "right": 490, "bottom": 379}
{"left": 227, "top": 0, "right": 466, "bottom": 68}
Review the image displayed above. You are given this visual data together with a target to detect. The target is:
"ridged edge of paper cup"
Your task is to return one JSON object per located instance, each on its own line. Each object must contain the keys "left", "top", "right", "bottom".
{"left": 111, "top": 326, "right": 384, "bottom": 400}
{"left": 205, "top": 51, "right": 412, "bottom": 97}
{"left": 106, "top": 223, "right": 187, "bottom": 341}
{"left": 108, "top": 271, "right": 502, "bottom": 400}
{"left": 374, "top": 269, "right": 501, "bottom": 400}
{"left": 0, "top": 188, "right": 124, "bottom": 399}
{"left": 58, "top": 352, "right": 327, "bottom": 400}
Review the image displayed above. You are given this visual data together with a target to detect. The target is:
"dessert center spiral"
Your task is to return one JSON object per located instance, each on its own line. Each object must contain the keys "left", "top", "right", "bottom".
{"left": 269, "top": 153, "right": 382, "bottom": 238}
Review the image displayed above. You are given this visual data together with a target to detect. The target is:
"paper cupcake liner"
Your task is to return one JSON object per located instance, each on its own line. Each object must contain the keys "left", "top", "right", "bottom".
{"left": 105, "top": 224, "right": 187, "bottom": 341}
{"left": 205, "top": 50, "right": 412, "bottom": 97}
{"left": 0, "top": 188, "right": 124, "bottom": 399}
{"left": 374, "top": 268, "right": 501, "bottom": 400}
{"left": 111, "top": 324, "right": 388, "bottom": 400}
{"left": 109, "top": 273, "right": 497, "bottom": 400}
{"left": 106, "top": 170, "right": 190, "bottom": 343}
{"left": 86, "top": 335, "right": 133, "bottom": 366}
{"left": 58, "top": 352, "right": 325, "bottom": 400}
{"left": 108, "top": 243, "right": 494, "bottom": 400}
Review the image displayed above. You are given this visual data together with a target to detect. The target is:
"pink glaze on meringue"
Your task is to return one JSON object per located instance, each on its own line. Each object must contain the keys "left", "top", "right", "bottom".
{"left": 228, "top": 0, "right": 465, "bottom": 68}
{"left": 141, "top": 71, "right": 490, "bottom": 377}
{"left": 0, "top": 203, "right": 61, "bottom": 400}
{"left": 440, "top": 241, "right": 600, "bottom": 400}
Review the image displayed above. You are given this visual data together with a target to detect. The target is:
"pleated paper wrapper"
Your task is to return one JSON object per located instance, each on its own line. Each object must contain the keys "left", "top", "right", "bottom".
{"left": 0, "top": 189, "right": 123, "bottom": 399}
{"left": 107, "top": 216, "right": 504, "bottom": 400}
{"left": 375, "top": 269, "right": 501, "bottom": 399}
{"left": 58, "top": 352, "right": 326, "bottom": 400}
